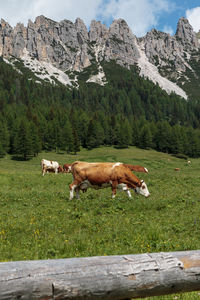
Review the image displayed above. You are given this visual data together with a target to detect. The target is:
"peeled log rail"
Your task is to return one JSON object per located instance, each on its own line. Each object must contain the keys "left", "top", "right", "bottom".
{"left": 0, "top": 250, "right": 200, "bottom": 300}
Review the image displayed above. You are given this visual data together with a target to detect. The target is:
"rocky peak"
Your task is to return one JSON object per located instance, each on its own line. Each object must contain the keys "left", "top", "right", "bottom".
{"left": 175, "top": 17, "right": 199, "bottom": 48}
{"left": 0, "top": 18, "right": 11, "bottom": 30}
{"left": 89, "top": 20, "right": 108, "bottom": 42}
{"left": 35, "top": 15, "right": 55, "bottom": 28}
{"left": 0, "top": 15, "right": 200, "bottom": 99}
{"left": 75, "top": 18, "right": 89, "bottom": 41}
{"left": 109, "top": 19, "right": 134, "bottom": 42}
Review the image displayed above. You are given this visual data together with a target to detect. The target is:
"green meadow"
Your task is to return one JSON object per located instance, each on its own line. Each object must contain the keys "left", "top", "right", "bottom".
{"left": 0, "top": 146, "right": 200, "bottom": 299}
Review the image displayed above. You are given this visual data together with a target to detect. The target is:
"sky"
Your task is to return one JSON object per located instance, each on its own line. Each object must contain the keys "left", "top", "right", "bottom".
{"left": 1, "top": 0, "right": 200, "bottom": 37}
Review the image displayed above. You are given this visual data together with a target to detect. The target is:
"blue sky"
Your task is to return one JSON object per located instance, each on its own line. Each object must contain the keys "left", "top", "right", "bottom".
{"left": 1, "top": 0, "right": 200, "bottom": 37}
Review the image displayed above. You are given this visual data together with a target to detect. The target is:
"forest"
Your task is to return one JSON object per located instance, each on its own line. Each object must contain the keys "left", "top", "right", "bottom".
{"left": 0, "top": 58, "right": 200, "bottom": 160}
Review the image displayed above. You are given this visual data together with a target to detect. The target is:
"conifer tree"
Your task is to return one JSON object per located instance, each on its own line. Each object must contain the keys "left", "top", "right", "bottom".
{"left": 0, "top": 121, "right": 9, "bottom": 154}
{"left": 72, "top": 127, "right": 80, "bottom": 154}
{"left": 155, "top": 121, "right": 172, "bottom": 153}
{"left": 170, "top": 125, "right": 183, "bottom": 154}
{"left": 131, "top": 119, "right": 140, "bottom": 146}
{"left": 139, "top": 124, "right": 152, "bottom": 150}
{"left": 0, "top": 141, "right": 5, "bottom": 158}
{"left": 86, "top": 118, "right": 104, "bottom": 149}
{"left": 29, "top": 122, "right": 42, "bottom": 156}
{"left": 115, "top": 118, "right": 132, "bottom": 148}
{"left": 62, "top": 119, "right": 74, "bottom": 153}
{"left": 15, "top": 119, "right": 33, "bottom": 160}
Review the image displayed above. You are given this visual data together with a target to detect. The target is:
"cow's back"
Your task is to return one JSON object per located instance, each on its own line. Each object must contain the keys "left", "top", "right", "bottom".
{"left": 71, "top": 161, "right": 139, "bottom": 185}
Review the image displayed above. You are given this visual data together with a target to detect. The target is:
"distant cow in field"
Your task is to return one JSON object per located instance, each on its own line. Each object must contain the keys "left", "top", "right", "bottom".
{"left": 124, "top": 164, "right": 148, "bottom": 173}
{"left": 58, "top": 166, "right": 64, "bottom": 173}
{"left": 174, "top": 168, "right": 180, "bottom": 171}
{"left": 63, "top": 163, "right": 72, "bottom": 173}
{"left": 41, "top": 159, "right": 60, "bottom": 176}
{"left": 68, "top": 161, "right": 150, "bottom": 200}
{"left": 187, "top": 160, "right": 191, "bottom": 165}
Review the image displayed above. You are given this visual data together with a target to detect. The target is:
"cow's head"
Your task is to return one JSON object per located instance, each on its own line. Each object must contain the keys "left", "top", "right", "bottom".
{"left": 58, "top": 166, "right": 64, "bottom": 173}
{"left": 63, "top": 164, "right": 72, "bottom": 173}
{"left": 135, "top": 180, "right": 150, "bottom": 197}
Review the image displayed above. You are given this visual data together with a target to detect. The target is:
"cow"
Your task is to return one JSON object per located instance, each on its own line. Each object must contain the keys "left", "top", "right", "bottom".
{"left": 58, "top": 166, "right": 64, "bottom": 173}
{"left": 41, "top": 159, "right": 60, "bottom": 176}
{"left": 63, "top": 163, "right": 72, "bottom": 173}
{"left": 124, "top": 164, "right": 148, "bottom": 173}
{"left": 68, "top": 161, "right": 150, "bottom": 200}
{"left": 174, "top": 168, "right": 180, "bottom": 171}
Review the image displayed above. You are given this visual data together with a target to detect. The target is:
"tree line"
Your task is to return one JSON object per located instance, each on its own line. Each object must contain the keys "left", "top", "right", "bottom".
{"left": 0, "top": 58, "right": 200, "bottom": 159}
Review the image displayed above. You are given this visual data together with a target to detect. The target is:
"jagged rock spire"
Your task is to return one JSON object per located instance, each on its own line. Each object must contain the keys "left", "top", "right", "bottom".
{"left": 175, "top": 17, "right": 198, "bottom": 48}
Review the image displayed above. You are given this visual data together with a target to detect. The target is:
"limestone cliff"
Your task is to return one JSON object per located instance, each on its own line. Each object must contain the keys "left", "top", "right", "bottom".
{"left": 0, "top": 15, "right": 199, "bottom": 99}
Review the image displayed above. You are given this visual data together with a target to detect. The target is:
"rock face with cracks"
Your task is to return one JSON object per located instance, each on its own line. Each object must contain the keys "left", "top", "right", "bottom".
{"left": 0, "top": 15, "right": 199, "bottom": 98}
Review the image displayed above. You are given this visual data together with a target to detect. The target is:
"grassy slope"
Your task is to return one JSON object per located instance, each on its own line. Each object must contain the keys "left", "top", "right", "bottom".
{"left": 0, "top": 146, "right": 200, "bottom": 299}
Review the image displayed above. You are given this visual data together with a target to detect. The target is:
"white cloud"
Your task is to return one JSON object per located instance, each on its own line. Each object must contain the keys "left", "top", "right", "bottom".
{"left": 98, "top": 0, "right": 172, "bottom": 37}
{"left": 162, "top": 25, "right": 174, "bottom": 35}
{"left": 0, "top": 0, "right": 102, "bottom": 27}
{"left": 0, "top": 0, "right": 174, "bottom": 37}
{"left": 186, "top": 7, "right": 200, "bottom": 32}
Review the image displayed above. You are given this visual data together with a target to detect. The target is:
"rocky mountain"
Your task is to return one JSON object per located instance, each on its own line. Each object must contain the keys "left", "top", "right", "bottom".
{"left": 1, "top": 15, "right": 200, "bottom": 100}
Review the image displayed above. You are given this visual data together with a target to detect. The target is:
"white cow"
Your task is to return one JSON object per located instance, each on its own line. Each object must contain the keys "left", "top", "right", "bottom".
{"left": 41, "top": 159, "right": 59, "bottom": 176}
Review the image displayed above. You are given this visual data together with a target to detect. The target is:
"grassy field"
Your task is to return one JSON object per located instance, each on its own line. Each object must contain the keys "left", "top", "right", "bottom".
{"left": 0, "top": 146, "right": 200, "bottom": 299}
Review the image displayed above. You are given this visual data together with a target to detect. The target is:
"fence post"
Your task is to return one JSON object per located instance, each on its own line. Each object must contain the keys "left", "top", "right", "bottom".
{"left": 0, "top": 250, "right": 200, "bottom": 299}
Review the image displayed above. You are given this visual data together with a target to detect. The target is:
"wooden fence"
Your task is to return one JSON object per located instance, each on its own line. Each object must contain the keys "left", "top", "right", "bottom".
{"left": 0, "top": 250, "right": 200, "bottom": 299}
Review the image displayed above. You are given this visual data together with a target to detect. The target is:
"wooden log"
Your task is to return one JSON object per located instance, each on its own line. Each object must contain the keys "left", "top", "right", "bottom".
{"left": 0, "top": 250, "right": 200, "bottom": 299}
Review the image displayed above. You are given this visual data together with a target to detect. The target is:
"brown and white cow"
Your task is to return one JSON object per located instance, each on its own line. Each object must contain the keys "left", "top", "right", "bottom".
{"left": 41, "top": 159, "right": 60, "bottom": 176}
{"left": 63, "top": 163, "right": 72, "bottom": 173}
{"left": 69, "top": 161, "right": 150, "bottom": 199}
{"left": 124, "top": 164, "right": 148, "bottom": 173}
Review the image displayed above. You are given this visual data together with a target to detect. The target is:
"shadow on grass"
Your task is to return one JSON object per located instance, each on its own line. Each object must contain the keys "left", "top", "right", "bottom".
{"left": 11, "top": 155, "right": 32, "bottom": 161}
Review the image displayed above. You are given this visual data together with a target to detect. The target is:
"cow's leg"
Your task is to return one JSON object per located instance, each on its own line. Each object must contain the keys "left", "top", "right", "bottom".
{"left": 69, "top": 181, "right": 79, "bottom": 200}
{"left": 55, "top": 168, "right": 58, "bottom": 174}
{"left": 42, "top": 165, "right": 46, "bottom": 176}
{"left": 125, "top": 189, "right": 132, "bottom": 198}
{"left": 122, "top": 185, "right": 132, "bottom": 198}
{"left": 75, "top": 187, "right": 80, "bottom": 199}
{"left": 111, "top": 181, "right": 118, "bottom": 198}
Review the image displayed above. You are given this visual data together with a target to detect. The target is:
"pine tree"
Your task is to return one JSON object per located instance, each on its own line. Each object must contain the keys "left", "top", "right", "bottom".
{"left": 62, "top": 119, "right": 74, "bottom": 153}
{"left": 86, "top": 118, "right": 104, "bottom": 150}
{"left": 131, "top": 119, "right": 140, "bottom": 146}
{"left": 29, "top": 122, "right": 42, "bottom": 156}
{"left": 186, "top": 127, "right": 200, "bottom": 157}
{"left": 115, "top": 118, "right": 132, "bottom": 148}
{"left": 155, "top": 121, "right": 172, "bottom": 153}
{"left": 15, "top": 119, "right": 33, "bottom": 160}
{"left": 139, "top": 124, "right": 152, "bottom": 150}
{"left": 72, "top": 128, "right": 80, "bottom": 154}
{"left": 0, "top": 141, "right": 5, "bottom": 158}
{"left": 170, "top": 125, "right": 183, "bottom": 154}
{"left": 0, "top": 120, "right": 9, "bottom": 154}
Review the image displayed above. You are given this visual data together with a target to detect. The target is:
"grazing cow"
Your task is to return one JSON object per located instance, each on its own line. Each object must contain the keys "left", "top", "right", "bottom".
{"left": 124, "top": 164, "right": 148, "bottom": 173}
{"left": 69, "top": 161, "right": 150, "bottom": 200}
{"left": 58, "top": 166, "right": 64, "bottom": 173}
{"left": 174, "top": 168, "right": 180, "bottom": 171}
{"left": 41, "top": 159, "right": 60, "bottom": 176}
{"left": 45, "top": 166, "right": 63, "bottom": 174}
{"left": 63, "top": 163, "right": 72, "bottom": 173}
